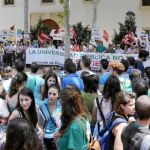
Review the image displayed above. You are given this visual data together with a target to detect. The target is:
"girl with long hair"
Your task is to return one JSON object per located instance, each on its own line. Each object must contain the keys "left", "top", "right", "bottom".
{"left": 7, "top": 72, "right": 27, "bottom": 113}
{"left": 42, "top": 72, "right": 59, "bottom": 100}
{"left": 56, "top": 86, "right": 90, "bottom": 150}
{"left": 9, "top": 87, "right": 37, "bottom": 127}
{"left": 93, "top": 75, "right": 121, "bottom": 123}
{"left": 5, "top": 118, "right": 42, "bottom": 150}
{"left": 38, "top": 84, "right": 61, "bottom": 150}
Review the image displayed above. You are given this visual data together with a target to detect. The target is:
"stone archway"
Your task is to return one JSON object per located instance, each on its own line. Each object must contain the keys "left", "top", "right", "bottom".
{"left": 42, "top": 19, "right": 60, "bottom": 31}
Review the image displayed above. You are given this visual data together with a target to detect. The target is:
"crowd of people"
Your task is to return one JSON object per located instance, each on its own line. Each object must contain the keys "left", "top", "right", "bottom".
{"left": 0, "top": 48, "right": 150, "bottom": 150}
{"left": 0, "top": 37, "right": 147, "bottom": 70}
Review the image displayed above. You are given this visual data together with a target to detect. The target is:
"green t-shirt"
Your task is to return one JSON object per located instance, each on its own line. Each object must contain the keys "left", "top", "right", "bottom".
{"left": 58, "top": 118, "right": 89, "bottom": 150}
{"left": 81, "top": 92, "right": 98, "bottom": 114}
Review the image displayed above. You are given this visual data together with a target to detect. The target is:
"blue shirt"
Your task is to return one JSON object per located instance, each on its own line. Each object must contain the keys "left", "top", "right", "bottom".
{"left": 34, "top": 75, "right": 45, "bottom": 106}
{"left": 99, "top": 72, "right": 111, "bottom": 85}
{"left": 96, "top": 45, "right": 106, "bottom": 53}
{"left": 25, "top": 74, "right": 36, "bottom": 92}
{"left": 39, "top": 99, "right": 61, "bottom": 139}
{"left": 62, "top": 73, "right": 84, "bottom": 91}
{"left": 136, "top": 60, "right": 144, "bottom": 77}
{"left": 127, "top": 66, "right": 135, "bottom": 74}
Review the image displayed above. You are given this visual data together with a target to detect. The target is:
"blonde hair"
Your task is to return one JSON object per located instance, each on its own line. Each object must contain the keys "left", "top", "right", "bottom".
{"left": 109, "top": 61, "right": 125, "bottom": 75}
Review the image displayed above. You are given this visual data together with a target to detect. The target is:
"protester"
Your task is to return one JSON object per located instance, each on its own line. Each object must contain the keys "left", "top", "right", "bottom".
{"left": 120, "top": 59, "right": 129, "bottom": 79}
{"left": 121, "top": 95, "right": 150, "bottom": 150}
{"left": 16, "top": 41, "right": 25, "bottom": 60}
{"left": 81, "top": 72, "right": 99, "bottom": 133}
{"left": 129, "top": 69, "right": 142, "bottom": 81}
{"left": 38, "top": 84, "right": 61, "bottom": 150}
{"left": 42, "top": 66, "right": 52, "bottom": 80}
{"left": 96, "top": 40, "right": 106, "bottom": 53}
{"left": 56, "top": 86, "right": 90, "bottom": 150}
{"left": 76, "top": 55, "right": 95, "bottom": 77}
{"left": 7, "top": 72, "right": 27, "bottom": 113}
{"left": 14, "top": 59, "right": 26, "bottom": 72}
{"left": 109, "top": 61, "right": 132, "bottom": 92}
{"left": 132, "top": 79, "right": 148, "bottom": 98}
{"left": 93, "top": 75, "right": 121, "bottom": 136}
{"left": 5, "top": 118, "right": 43, "bottom": 150}
{"left": 99, "top": 59, "right": 110, "bottom": 91}
{"left": 127, "top": 57, "right": 136, "bottom": 74}
{"left": 105, "top": 43, "right": 115, "bottom": 53}
{"left": 62, "top": 61, "right": 84, "bottom": 91}
{"left": 2, "top": 66, "right": 13, "bottom": 93}
{"left": 30, "top": 62, "right": 45, "bottom": 106}
{"left": 100, "top": 91, "right": 135, "bottom": 150}
{"left": 9, "top": 87, "right": 37, "bottom": 126}
{"left": 42, "top": 72, "right": 59, "bottom": 100}
{"left": 136, "top": 50, "right": 149, "bottom": 77}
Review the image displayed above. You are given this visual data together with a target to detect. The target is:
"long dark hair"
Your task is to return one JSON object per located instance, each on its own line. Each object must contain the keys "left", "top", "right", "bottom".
{"left": 42, "top": 72, "right": 59, "bottom": 100}
{"left": 5, "top": 118, "right": 42, "bottom": 150}
{"left": 58, "top": 87, "right": 89, "bottom": 136}
{"left": 17, "top": 87, "right": 38, "bottom": 127}
{"left": 102, "top": 75, "right": 121, "bottom": 106}
{"left": 81, "top": 71, "right": 99, "bottom": 93}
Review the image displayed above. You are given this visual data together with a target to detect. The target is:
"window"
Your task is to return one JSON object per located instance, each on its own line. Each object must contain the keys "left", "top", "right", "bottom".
{"left": 42, "top": 0, "right": 53, "bottom": 3}
{"left": 4, "top": 0, "right": 14, "bottom": 5}
{"left": 142, "top": 0, "right": 150, "bottom": 6}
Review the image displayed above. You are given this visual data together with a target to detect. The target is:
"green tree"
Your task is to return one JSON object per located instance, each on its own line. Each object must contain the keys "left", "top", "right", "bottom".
{"left": 112, "top": 11, "right": 136, "bottom": 45}
{"left": 30, "top": 19, "right": 50, "bottom": 42}
{"left": 72, "top": 22, "right": 91, "bottom": 45}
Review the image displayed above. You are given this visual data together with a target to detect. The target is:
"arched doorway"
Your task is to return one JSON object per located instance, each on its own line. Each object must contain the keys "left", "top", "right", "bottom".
{"left": 42, "top": 19, "right": 60, "bottom": 31}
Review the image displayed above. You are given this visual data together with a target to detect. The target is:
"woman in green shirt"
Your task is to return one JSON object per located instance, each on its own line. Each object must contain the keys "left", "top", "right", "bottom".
{"left": 56, "top": 86, "right": 90, "bottom": 150}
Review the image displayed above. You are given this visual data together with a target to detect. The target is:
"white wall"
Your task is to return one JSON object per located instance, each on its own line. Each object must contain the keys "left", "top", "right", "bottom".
{"left": 0, "top": 0, "right": 149, "bottom": 39}
{"left": 0, "top": 0, "right": 24, "bottom": 30}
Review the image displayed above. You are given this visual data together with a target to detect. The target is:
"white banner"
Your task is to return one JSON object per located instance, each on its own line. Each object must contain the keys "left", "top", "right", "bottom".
{"left": 26, "top": 48, "right": 150, "bottom": 69}
{"left": 26, "top": 48, "right": 65, "bottom": 66}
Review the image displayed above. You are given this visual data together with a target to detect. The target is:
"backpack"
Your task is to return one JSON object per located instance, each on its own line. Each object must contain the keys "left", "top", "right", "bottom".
{"left": 98, "top": 111, "right": 127, "bottom": 150}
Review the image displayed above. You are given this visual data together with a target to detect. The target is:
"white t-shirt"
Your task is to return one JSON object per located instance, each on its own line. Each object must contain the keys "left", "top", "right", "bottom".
{"left": 94, "top": 96, "right": 112, "bottom": 122}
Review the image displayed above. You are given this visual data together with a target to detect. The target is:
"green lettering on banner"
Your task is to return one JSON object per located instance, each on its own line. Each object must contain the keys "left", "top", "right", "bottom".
{"left": 113, "top": 55, "right": 118, "bottom": 60}
{"left": 118, "top": 56, "right": 123, "bottom": 60}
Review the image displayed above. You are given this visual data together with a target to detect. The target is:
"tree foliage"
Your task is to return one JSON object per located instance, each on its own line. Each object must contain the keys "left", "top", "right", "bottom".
{"left": 72, "top": 22, "right": 91, "bottom": 45}
{"left": 112, "top": 11, "right": 136, "bottom": 45}
{"left": 30, "top": 19, "right": 50, "bottom": 42}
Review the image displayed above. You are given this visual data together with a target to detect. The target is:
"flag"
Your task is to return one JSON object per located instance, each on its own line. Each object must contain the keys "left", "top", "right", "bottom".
{"left": 38, "top": 31, "right": 50, "bottom": 44}
{"left": 103, "top": 30, "right": 109, "bottom": 42}
{"left": 10, "top": 25, "right": 15, "bottom": 30}
{"left": 122, "top": 32, "right": 135, "bottom": 45}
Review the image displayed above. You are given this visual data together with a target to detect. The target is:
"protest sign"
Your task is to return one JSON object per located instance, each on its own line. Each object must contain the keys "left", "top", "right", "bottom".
{"left": 26, "top": 48, "right": 150, "bottom": 69}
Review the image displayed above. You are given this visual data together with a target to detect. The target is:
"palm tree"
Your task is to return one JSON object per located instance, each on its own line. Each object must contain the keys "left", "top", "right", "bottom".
{"left": 24, "top": 0, "right": 28, "bottom": 30}
{"left": 59, "top": 0, "right": 70, "bottom": 59}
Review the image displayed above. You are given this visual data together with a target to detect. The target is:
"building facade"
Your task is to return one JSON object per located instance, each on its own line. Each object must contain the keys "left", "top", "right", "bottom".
{"left": 0, "top": 0, "right": 150, "bottom": 38}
